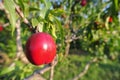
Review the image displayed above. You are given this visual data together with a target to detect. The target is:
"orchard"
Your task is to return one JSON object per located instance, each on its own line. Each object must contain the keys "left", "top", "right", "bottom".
{"left": 0, "top": 0, "right": 120, "bottom": 80}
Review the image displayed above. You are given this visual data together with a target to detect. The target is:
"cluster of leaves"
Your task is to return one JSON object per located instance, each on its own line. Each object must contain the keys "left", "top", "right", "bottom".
{"left": 63, "top": 0, "right": 120, "bottom": 59}
{"left": 3, "top": 0, "right": 120, "bottom": 59}
{"left": 0, "top": 0, "right": 120, "bottom": 79}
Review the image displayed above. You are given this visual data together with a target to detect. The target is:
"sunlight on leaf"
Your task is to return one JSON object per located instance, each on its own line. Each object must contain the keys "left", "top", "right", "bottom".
{"left": 4, "top": 0, "right": 16, "bottom": 34}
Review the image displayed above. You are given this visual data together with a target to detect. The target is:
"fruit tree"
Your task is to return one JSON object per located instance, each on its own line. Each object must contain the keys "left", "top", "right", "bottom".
{"left": 0, "top": 0, "right": 120, "bottom": 80}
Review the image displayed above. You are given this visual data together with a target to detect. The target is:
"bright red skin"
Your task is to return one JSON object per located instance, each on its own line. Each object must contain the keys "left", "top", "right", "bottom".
{"left": 81, "top": 0, "right": 87, "bottom": 6}
{"left": 25, "top": 32, "right": 56, "bottom": 65}
{"left": 0, "top": 25, "right": 3, "bottom": 31}
{"left": 109, "top": 17, "right": 113, "bottom": 23}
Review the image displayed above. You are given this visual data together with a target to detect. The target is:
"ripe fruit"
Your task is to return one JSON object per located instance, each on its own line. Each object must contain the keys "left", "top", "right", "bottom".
{"left": 80, "top": 0, "right": 87, "bottom": 6}
{"left": 0, "top": 25, "right": 3, "bottom": 32}
{"left": 25, "top": 32, "right": 56, "bottom": 65}
{"left": 109, "top": 16, "right": 113, "bottom": 23}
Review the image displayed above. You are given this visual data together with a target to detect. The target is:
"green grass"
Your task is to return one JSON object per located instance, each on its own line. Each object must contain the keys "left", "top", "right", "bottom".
{"left": 0, "top": 54, "right": 120, "bottom": 80}
{"left": 43, "top": 54, "right": 120, "bottom": 80}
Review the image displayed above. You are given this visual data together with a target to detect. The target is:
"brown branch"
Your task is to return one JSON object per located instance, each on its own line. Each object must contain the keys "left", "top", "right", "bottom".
{"left": 15, "top": 5, "right": 37, "bottom": 33}
{"left": 49, "top": 65, "right": 54, "bottom": 80}
{"left": 65, "top": 34, "right": 81, "bottom": 57}
{"left": 64, "top": 0, "right": 83, "bottom": 57}
{"left": 16, "top": 19, "right": 23, "bottom": 58}
{"left": 64, "top": 33, "right": 71, "bottom": 57}
{"left": 0, "top": 2, "right": 4, "bottom": 10}
{"left": 9, "top": 19, "right": 29, "bottom": 67}
{"left": 49, "top": 55, "right": 57, "bottom": 80}
{"left": 65, "top": 41, "right": 71, "bottom": 57}
{"left": 15, "top": 5, "right": 30, "bottom": 26}
{"left": 72, "top": 57, "right": 97, "bottom": 80}
{"left": 24, "top": 74, "right": 46, "bottom": 80}
{"left": 15, "top": 19, "right": 29, "bottom": 64}
{"left": 2, "top": 23, "right": 9, "bottom": 27}
{"left": 0, "top": 2, "right": 32, "bottom": 32}
{"left": 24, "top": 55, "right": 58, "bottom": 80}
{"left": 65, "top": 36, "right": 80, "bottom": 43}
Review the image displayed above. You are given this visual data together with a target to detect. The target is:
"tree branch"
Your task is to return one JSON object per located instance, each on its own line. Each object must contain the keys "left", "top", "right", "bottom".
{"left": 49, "top": 55, "right": 57, "bottom": 80}
{"left": 65, "top": 34, "right": 81, "bottom": 57}
{"left": 2, "top": 23, "right": 9, "bottom": 27}
{"left": 49, "top": 65, "right": 54, "bottom": 80}
{"left": 64, "top": 0, "right": 81, "bottom": 57}
{"left": 24, "top": 55, "right": 58, "bottom": 80}
{"left": 72, "top": 57, "right": 97, "bottom": 80}
{"left": 65, "top": 36, "right": 81, "bottom": 43}
{"left": 15, "top": 5, "right": 37, "bottom": 33}
{"left": 15, "top": 19, "right": 29, "bottom": 64}
{"left": 16, "top": 19, "right": 23, "bottom": 58}
{"left": 0, "top": 2, "right": 4, "bottom": 10}
{"left": 24, "top": 74, "right": 46, "bottom": 80}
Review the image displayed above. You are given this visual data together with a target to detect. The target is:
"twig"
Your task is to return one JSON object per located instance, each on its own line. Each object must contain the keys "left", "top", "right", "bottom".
{"left": 0, "top": 2, "right": 4, "bottom": 10}
{"left": 24, "top": 55, "right": 58, "bottom": 80}
{"left": 9, "top": 19, "right": 23, "bottom": 68}
{"left": 16, "top": 19, "right": 23, "bottom": 58}
{"left": 64, "top": 0, "right": 81, "bottom": 56}
{"left": 9, "top": 19, "right": 29, "bottom": 67}
{"left": 65, "top": 36, "right": 80, "bottom": 43}
{"left": 24, "top": 74, "right": 46, "bottom": 80}
{"left": 64, "top": 33, "right": 71, "bottom": 57}
{"left": 15, "top": 19, "right": 29, "bottom": 64}
{"left": 0, "top": 2, "right": 31, "bottom": 30}
{"left": 49, "top": 65, "right": 54, "bottom": 80}
{"left": 49, "top": 56, "right": 57, "bottom": 80}
{"left": 65, "top": 41, "right": 71, "bottom": 57}
{"left": 15, "top": 5, "right": 37, "bottom": 33}
{"left": 65, "top": 34, "right": 81, "bottom": 57}
{"left": 2, "top": 23, "right": 9, "bottom": 27}
{"left": 15, "top": 5, "right": 30, "bottom": 27}
{"left": 72, "top": 57, "right": 97, "bottom": 80}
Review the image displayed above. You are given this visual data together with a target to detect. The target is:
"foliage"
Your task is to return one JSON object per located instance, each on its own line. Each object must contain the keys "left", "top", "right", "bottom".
{"left": 0, "top": 0, "right": 120, "bottom": 80}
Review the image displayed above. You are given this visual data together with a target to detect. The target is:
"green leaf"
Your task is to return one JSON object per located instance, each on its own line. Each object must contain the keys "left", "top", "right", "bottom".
{"left": 39, "top": 1, "right": 51, "bottom": 32}
{"left": 40, "top": 8, "right": 48, "bottom": 18}
{"left": 17, "top": 0, "right": 24, "bottom": 10}
{"left": 0, "top": 66, "right": 15, "bottom": 76}
{"left": 44, "top": 0, "right": 52, "bottom": 9}
{"left": 37, "top": 23, "right": 43, "bottom": 32}
{"left": 51, "top": 25, "right": 57, "bottom": 38}
{"left": 23, "top": 2, "right": 29, "bottom": 17}
{"left": 113, "top": 0, "right": 119, "bottom": 11}
{"left": 4, "top": 0, "right": 16, "bottom": 34}
{"left": 50, "top": 9, "right": 65, "bottom": 16}
{"left": 29, "top": 7, "right": 40, "bottom": 11}
{"left": 105, "top": 17, "right": 109, "bottom": 30}
{"left": 53, "top": 17, "right": 64, "bottom": 38}
{"left": 39, "top": 0, "right": 51, "bottom": 18}
{"left": 50, "top": 14, "right": 65, "bottom": 47}
{"left": 31, "top": 18, "right": 39, "bottom": 27}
